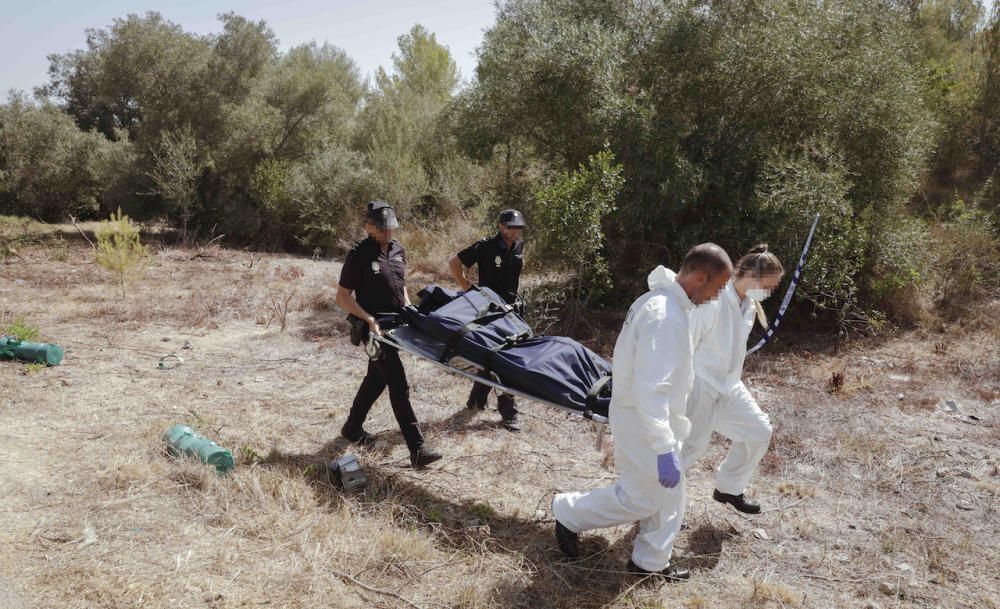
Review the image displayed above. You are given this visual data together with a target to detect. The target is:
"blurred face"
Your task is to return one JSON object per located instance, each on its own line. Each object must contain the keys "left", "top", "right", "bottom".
{"left": 499, "top": 223, "right": 523, "bottom": 244}
{"left": 754, "top": 273, "right": 782, "bottom": 293}
{"left": 689, "top": 268, "right": 733, "bottom": 305}
{"left": 365, "top": 221, "right": 393, "bottom": 245}
{"left": 739, "top": 271, "right": 783, "bottom": 300}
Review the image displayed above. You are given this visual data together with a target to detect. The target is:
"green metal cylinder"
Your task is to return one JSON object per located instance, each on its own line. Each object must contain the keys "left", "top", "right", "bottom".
{"left": 0, "top": 336, "right": 64, "bottom": 366}
{"left": 164, "top": 424, "right": 235, "bottom": 476}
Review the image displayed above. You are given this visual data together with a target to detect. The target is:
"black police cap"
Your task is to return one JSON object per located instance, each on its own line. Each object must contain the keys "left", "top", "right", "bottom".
{"left": 499, "top": 209, "right": 526, "bottom": 228}
{"left": 366, "top": 200, "right": 399, "bottom": 229}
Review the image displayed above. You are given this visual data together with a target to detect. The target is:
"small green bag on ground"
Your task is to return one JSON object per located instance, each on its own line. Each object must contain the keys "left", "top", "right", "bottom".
{"left": 164, "top": 424, "right": 235, "bottom": 475}
{"left": 0, "top": 336, "right": 65, "bottom": 366}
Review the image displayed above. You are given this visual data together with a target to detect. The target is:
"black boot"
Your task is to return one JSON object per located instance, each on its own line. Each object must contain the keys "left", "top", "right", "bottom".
{"left": 626, "top": 559, "right": 690, "bottom": 581}
{"left": 713, "top": 489, "right": 761, "bottom": 514}
{"left": 341, "top": 424, "right": 377, "bottom": 447}
{"left": 409, "top": 446, "right": 443, "bottom": 469}
{"left": 555, "top": 520, "right": 580, "bottom": 558}
{"left": 501, "top": 415, "right": 522, "bottom": 432}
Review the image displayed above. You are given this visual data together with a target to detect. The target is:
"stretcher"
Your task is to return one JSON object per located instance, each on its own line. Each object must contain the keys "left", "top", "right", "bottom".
{"left": 364, "top": 285, "right": 612, "bottom": 432}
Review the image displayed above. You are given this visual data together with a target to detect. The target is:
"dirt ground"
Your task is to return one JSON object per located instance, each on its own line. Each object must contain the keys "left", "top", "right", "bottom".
{"left": 1, "top": 227, "right": 998, "bottom": 609}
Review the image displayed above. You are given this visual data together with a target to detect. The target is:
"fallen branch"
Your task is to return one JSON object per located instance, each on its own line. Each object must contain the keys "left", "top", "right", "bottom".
{"left": 799, "top": 572, "right": 889, "bottom": 584}
{"left": 330, "top": 568, "right": 427, "bottom": 609}
{"left": 760, "top": 496, "right": 810, "bottom": 514}
{"left": 191, "top": 233, "right": 226, "bottom": 260}
{"left": 70, "top": 216, "right": 96, "bottom": 250}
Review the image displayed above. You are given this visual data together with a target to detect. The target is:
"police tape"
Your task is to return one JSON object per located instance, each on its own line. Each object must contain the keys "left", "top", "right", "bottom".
{"left": 747, "top": 212, "right": 821, "bottom": 355}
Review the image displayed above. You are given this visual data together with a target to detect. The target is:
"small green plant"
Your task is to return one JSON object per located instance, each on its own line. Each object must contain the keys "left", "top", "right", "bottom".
{"left": 24, "top": 362, "right": 47, "bottom": 375}
{"left": 94, "top": 208, "right": 149, "bottom": 301}
{"left": 424, "top": 507, "right": 445, "bottom": 523}
{"left": 468, "top": 502, "right": 495, "bottom": 520}
{"left": 240, "top": 444, "right": 265, "bottom": 464}
{"left": 2, "top": 315, "right": 40, "bottom": 341}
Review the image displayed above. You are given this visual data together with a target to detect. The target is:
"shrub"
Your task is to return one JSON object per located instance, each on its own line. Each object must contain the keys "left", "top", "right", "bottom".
{"left": 930, "top": 204, "right": 1000, "bottom": 316}
{"left": 533, "top": 149, "right": 623, "bottom": 325}
{"left": 0, "top": 94, "right": 134, "bottom": 221}
{"left": 94, "top": 208, "right": 150, "bottom": 301}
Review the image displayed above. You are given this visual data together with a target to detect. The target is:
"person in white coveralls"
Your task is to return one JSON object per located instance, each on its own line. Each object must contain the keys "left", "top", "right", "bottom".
{"left": 681, "top": 244, "right": 784, "bottom": 514}
{"left": 552, "top": 243, "right": 733, "bottom": 580}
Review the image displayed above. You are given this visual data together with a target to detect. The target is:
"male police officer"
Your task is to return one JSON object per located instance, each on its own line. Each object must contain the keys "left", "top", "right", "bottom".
{"left": 448, "top": 209, "right": 526, "bottom": 431}
{"left": 336, "top": 201, "right": 442, "bottom": 468}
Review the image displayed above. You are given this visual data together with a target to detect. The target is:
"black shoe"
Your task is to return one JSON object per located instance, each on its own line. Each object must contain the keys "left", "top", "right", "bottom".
{"left": 466, "top": 399, "right": 486, "bottom": 411}
{"left": 409, "top": 446, "right": 443, "bottom": 469}
{"left": 626, "top": 560, "right": 690, "bottom": 581}
{"left": 341, "top": 425, "right": 377, "bottom": 447}
{"left": 555, "top": 520, "right": 580, "bottom": 558}
{"left": 501, "top": 416, "right": 522, "bottom": 432}
{"left": 713, "top": 489, "right": 761, "bottom": 514}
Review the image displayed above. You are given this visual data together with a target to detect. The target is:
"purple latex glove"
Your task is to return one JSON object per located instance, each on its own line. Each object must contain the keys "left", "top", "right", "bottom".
{"left": 657, "top": 452, "right": 682, "bottom": 488}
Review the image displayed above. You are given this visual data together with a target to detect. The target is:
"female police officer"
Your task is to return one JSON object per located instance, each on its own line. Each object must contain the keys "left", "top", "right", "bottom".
{"left": 336, "top": 201, "right": 442, "bottom": 468}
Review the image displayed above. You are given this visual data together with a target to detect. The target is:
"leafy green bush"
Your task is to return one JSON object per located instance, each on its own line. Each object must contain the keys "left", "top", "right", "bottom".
{"left": 533, "top": 149, "right": 623, "bottom": 324}
{"left": 463, "top": 0, "right": 937, "bottom": 328}
{"left": 931, "top": 204, "right": 1000, "bottom": 316}
{"left": 869, "top": 215, "right": 934, "bottom": 325}
{"left": 0, "top": 94, "right": 134, "bottom": 221}
{"left": 755, "top": 143, "right": 865, "bottom": 320}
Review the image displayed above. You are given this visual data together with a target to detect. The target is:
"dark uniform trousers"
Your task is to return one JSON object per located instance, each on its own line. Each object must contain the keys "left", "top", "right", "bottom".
{"left": 468, "top": 371, "right": 517, "bottom": 420}
{"left": 344, "top": 346, "right": 424, "bottom": 450}
{"left": 457, "top": 233, "right": 523, "bottom": 421}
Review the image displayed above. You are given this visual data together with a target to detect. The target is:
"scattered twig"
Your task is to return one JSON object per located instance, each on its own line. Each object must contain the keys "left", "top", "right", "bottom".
{"left": 268, "top": 289, "right": 296, "bottom": 332}
{"left": 330, "top": 568, "right": 427, "bottom": 609}
{"left": 70, "top": 215, "right": 96, "bottom": 250}
{"left": 396, "top": 552, "right": 465, "bottom": 590}
{"left": 202, "top": 233, "right": 226, "bottom": 249}
{"left": 760, "top": 496, "right": 810, "bottom": 514}
{"left": 190, "top": 233, "right": 226, "bottom": 260}
{"left": 799, "top": 572, "right": 890, "bottom": 584}
{"left": 606, "top": 569, "right": 650, "bottom": 604}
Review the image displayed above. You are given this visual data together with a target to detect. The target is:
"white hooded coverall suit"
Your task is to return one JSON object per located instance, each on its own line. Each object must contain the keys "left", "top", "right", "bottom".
{"left": 552, "top": 267, "right": 695, "bottom": 571}
{"left": 681, "top": 281, "right": 773, "bottom": 496}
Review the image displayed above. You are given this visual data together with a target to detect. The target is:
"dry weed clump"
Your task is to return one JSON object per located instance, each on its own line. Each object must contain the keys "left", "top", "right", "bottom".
{"left": 776, "top": 481, "right": 816, "bottom": 499}
{"left": 745, "top": 577, "right": 802, "bottom": 607}
{"left": 683, "top": 595, "right": 708, "bottom": 609}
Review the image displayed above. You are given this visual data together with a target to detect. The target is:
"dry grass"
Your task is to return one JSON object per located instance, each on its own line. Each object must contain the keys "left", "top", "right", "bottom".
{"left": 1, "top": 219, "right": 999, "bottom": 608}
{"left": 745, "top": 577, "right": 802, "bottom": 607}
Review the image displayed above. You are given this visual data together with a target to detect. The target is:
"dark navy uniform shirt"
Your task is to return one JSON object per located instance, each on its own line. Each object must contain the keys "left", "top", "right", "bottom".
{"left": 339, "top": 237, "right": 407, "bottom": 314}
{"left": 457, "top": 233, "right": 524, "bottom": 304}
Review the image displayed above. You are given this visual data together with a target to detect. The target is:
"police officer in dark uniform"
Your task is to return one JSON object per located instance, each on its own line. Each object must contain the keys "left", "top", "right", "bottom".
{"left": 448, "top": 209, "right": 527, "bottom": 431}
{"left": 336, "top": 201, "right": 442, "bottom": 468}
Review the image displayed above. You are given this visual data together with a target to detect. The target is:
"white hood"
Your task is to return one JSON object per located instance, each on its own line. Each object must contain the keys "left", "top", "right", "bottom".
{"left": 647, "top": 265, "right": 676, "bottom": 291}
